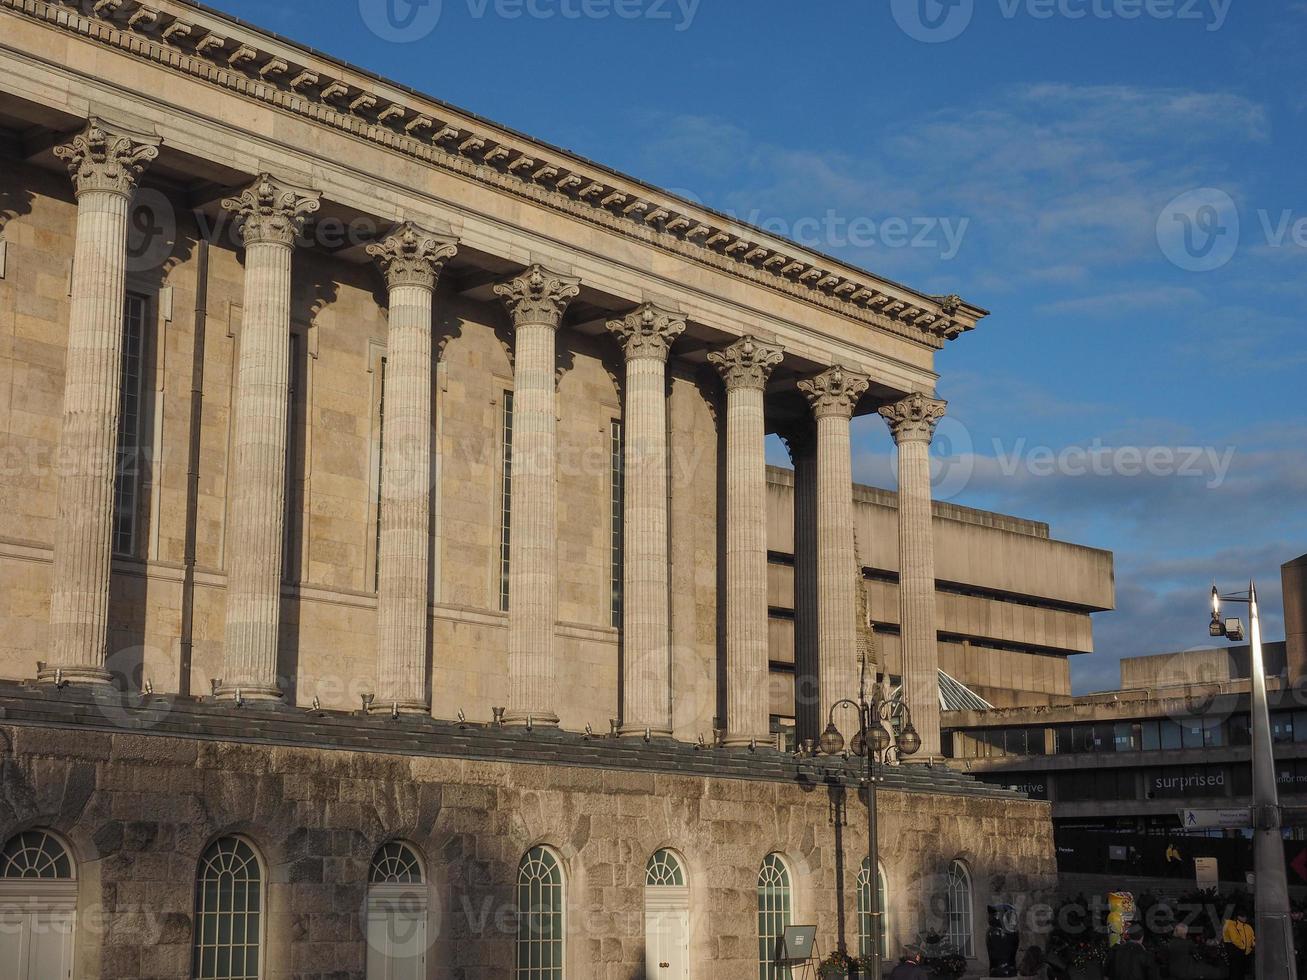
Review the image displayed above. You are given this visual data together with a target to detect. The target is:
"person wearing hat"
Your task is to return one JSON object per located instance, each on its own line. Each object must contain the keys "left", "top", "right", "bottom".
{"left": 888, "top": 945, "right": 930, "bottom": 979}
{"left": 1102, "top": 924, "right": 1159, "bottom": 980}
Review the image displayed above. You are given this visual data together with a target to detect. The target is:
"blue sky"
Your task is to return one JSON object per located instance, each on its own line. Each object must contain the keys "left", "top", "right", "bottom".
{"left": 210, "top": 0, "right": 1306, "bottom": 692}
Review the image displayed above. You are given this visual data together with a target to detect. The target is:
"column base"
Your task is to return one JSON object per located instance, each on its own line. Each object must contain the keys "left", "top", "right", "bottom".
{"left": 722, "top": 733, "right": 768, "bottom": 749}
{"left": 502, "top": 710, "right": 560, "bottom": 729}
{"left": 619, "top": 724, "right": 673, "bottom": 740}
{"left": 213, "top": 684, "right": 284, "bottom": 703}
{"left": 36, "top": 664, "right": 112, "bottom": 685}
{"left": 369, "top": 700, "right": 430, "bottom": 717}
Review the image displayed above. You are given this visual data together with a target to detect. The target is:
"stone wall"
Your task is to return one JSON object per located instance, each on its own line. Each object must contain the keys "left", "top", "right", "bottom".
{"left": 0, "top": 719, "right": 1056, "bottom": 980}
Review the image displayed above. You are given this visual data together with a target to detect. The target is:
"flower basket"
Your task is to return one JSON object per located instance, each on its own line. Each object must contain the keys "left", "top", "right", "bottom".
{"left": 817, "top": 950, "right": 857, "bottom": 978}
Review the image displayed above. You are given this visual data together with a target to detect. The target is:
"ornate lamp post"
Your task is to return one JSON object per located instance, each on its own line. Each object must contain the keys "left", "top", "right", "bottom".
{"left": 813, "top": 681, "right": 921, "bottom": 977}
{"left": 1210, "top": 583, "right": 1297, "bottom": 980}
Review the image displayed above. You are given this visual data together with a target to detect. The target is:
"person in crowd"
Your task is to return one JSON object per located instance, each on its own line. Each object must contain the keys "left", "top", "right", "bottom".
{"left": 1164, "top": 923, "right": 1228, "bottom": 980}
{"left": 1293, "top": 909, "right": 1307, "bottom": 977}
{"left": 1222, "top": 909, "right": 1255, "bottom": 980}
{"left": 887, "top": 945, "right": 929, "bottom": 980}
{"left": 1103, "top": 924, "right": 1160, "bottom": 980}
{"left": 1044, "top": 934, "right": 1072, "bottom": 980}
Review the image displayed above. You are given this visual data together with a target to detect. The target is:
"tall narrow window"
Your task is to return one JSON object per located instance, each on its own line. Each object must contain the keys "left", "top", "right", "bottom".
{"left": 757, "top": 853, "right": 792, "bottom": 980}
{"left": 946, "top": 860, "right": 974, "bottom": 957}
{"left": 499, "top": 390, "right": 514, "bottom": 612}
{"left": 373, "top": 355, "right": 387, "bottom": 592}
{"left": 609, "top": 418, "right": 622, "bottom": 628}
{"left": 516, "top": 846, "right": 564, "bottom": 979}
{"left": 112, "top": 292, "right": 148, "bottom": 555}
{"left": 857, "top": 858, "right": 889, "bottom": 959}
{"left": 0, "top": 830, "right": 77, "bottom": 979}
{"left": 193, "top": 836, "right": 263, "bottom": 980}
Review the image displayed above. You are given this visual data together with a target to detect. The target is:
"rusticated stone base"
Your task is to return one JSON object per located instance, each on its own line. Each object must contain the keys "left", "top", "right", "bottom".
{"left": 0, "top": 694, "right": 1056, "bottom": 980}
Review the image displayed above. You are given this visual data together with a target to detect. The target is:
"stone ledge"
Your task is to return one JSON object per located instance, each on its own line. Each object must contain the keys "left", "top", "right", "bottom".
{"left": 0, "top": 680, "right": 1034, "bottom": 802}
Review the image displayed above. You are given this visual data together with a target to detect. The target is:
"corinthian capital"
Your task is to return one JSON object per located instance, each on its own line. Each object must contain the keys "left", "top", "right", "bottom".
{"left": 878, "top": 392, "right": 947, "bottom": 444}
{"left": 708, "top": 336, "right": 784, "bottom": 391}
{"left": 53, "top": 117, "right": 161, "bottom": 198}
{"left": 606, "top": 303, "right": 686, "bottom": 362}
{"left": 493, "top": 264, "right": 581, "bottom": 328}
{"left": 221, "top": 173, "right": 322, "bottom": 247}
{"left": 367, "top": 222, "right": 459, "bottom": 291}
{"left": 798, "top": 365, "right": 870, "bottom": 420}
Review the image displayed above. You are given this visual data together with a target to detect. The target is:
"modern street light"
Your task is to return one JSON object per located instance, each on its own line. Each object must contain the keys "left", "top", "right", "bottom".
{"left": 811, "top": 678, "right": 921, "bottom": 978}
{"left": 1210, "top": 582, "right": 1297, "bottom": 980}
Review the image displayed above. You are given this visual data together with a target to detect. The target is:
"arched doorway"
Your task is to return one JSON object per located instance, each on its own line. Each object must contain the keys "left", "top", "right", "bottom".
{"left": 645, "top": 849, "right": 689, "bottom": 979}
{"left": 0, "top": 829, "right": 77, "bottom": 979}
{"left": 366, "top": 841, "right": 427, "bottom": 980}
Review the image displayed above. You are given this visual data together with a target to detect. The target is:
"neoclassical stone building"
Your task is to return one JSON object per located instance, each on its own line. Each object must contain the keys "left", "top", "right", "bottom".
{"left": 0, "top": 1, "right": 1093, "bottom": 977}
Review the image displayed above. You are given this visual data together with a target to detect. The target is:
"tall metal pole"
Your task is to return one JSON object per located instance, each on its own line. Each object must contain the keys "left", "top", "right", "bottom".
{"left": 1248, "top": 580, "right": 1297, "bottom": 980}
{"left": 865, "top": 700, "right": 882, "bottom": 980}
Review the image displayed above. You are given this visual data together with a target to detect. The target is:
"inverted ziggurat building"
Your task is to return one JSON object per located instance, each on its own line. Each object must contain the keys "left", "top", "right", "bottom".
{"left": 0, "top": 1, "right": 1116, "bottom": 977}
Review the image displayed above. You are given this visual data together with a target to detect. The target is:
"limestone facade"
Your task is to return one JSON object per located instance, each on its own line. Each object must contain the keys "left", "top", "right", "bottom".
{"left": 0, "top": 0, "right": 1001, "bottom": 744}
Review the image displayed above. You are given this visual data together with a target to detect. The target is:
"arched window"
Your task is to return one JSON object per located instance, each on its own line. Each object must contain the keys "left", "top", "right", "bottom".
{"left": 193, "top": 836, "right": 263, "bottom": 980}
{"left": 0, "top": 830, "right": 77, "bottom": 979}
{"left": 645, "top": 849, "right": 685, "bottom": 888}
{"left": 370, "top": 841, "right": 424, "bottom": 885}
{"left": 757, "top": 853, "right": 792, "bottom": 980}
{"left": 946, "top": 860, "right": 974, "bottom": 957}
{"left": 517, "top": 846, "right": 564, "bottom": 980}
{"left": 367, "top": 841, "right": 426, "bottom": 980}
{"left": 857, "top": 858, "right": 888, "bottom": 959}
{"left": 1, "top": 830, "right": 74, "bottom": 879}
{"left": 645, "top": 850, "right": 690, "bottom": 979}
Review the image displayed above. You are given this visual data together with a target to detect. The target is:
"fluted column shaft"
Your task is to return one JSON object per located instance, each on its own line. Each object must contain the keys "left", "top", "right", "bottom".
{"left": 710, "top": 337, "right": 783, "bottom": 747}
{"left": 608, "top": 305, "right": 685, "bottom": 737}
{"left": 800, "top": 366, "right": 870, "bottom": 744}
{"left": 368, "top": 225, "right": 457, "bottom": 714}
{"left": 43, "top": 119, "right": 160, "bottom": 684}
{"left": 880, "top": 393, "right": 947, "bottom": 758}
{"left": 494, "top": 266, "right": 580, "bottom": 727}
{"left": 218, "top": 175, "right": 320, "bottom": 701}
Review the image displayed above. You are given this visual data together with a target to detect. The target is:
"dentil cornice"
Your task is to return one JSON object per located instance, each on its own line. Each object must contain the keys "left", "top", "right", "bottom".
{"left": 7, "top": 0, "right": 987, "bottom": 349}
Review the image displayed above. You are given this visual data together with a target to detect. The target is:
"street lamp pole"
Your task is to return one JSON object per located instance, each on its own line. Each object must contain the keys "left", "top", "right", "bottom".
{"left": 816, "top": 682, "right": 921, "bottom": 978}
{"left": 1211, "top": 582, "right": 1297, "bottom": 980}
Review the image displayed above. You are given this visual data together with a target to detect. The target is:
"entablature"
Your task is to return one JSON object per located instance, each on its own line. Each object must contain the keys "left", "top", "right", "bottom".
{"left": 1, "top": 0, "right": 987, "bottom": 357}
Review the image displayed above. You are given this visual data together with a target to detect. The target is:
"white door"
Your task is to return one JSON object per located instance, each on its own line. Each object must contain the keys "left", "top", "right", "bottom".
{"left": 0, "top": 908, "right": 75, "bottom": 979}
{"left": 645, "top": 907, "right": 689, "bottom": 980}
{"left": 366, "top": 892, "right": 426, "bottom": 980}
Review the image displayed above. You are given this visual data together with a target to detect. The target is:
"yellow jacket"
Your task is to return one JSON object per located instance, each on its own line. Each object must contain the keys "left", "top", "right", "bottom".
{"left": 1224, "top": 918, "right": 1255, "bottom": 953}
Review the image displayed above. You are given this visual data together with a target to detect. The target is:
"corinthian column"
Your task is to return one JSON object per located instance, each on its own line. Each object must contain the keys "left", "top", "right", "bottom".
{"left": 367, "top": 224, "right": 458, "bottom": 714}
{"left": 607, "top": 304, "right": 685, "bottom": 738}
{"left": 879, "top": 392, "right": 947, "bottom": 758}
{"left": 41, "top": 118, "right": 160, "bottom": 685}
{"left": 493, "top": 265, "right": 580, "bottom": 727}
{"left": 798, "top": 365, "right": 870, "bottom": 744}
{"left": 217, "top": 175, "right": 321, "bottom": 702}
{"left": 708, "top": 337, "right": 783, "bottom": 747}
